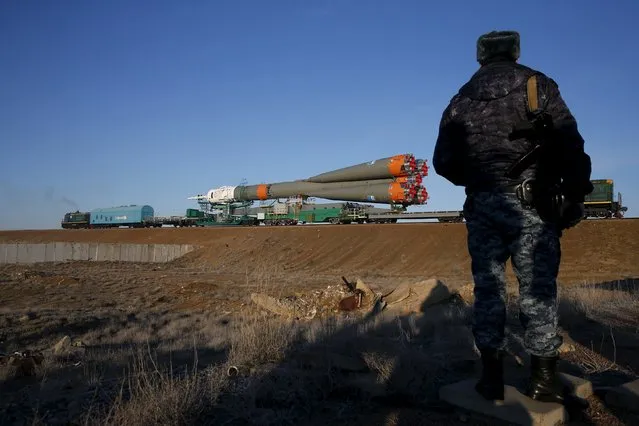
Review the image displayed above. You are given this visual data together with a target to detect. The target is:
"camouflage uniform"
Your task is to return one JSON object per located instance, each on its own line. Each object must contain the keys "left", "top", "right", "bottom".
{"left": 433, "top": 30, "right": 593, "bottom": 402}
{"left": 463, "top": 191, "right": 562, "bottom": 357}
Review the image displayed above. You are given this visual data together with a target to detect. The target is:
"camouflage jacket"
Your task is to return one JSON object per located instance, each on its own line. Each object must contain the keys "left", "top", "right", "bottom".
{"left": 432, "top": 59, "right": 593, "bottom": 202}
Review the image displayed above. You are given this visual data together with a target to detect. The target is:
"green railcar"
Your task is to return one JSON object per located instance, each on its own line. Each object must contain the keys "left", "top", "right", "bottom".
{"left": 186, "top": 208, "right": 205, "bottom": 218}
{"left": 259, "top": 202, "right": 368, "bottom": 225}
{"left": 299, "top": 206, "right": 345, "bottom": 224}
{"left": 195, "top": 215, "right": 258, "bottom": 227}
{"left": 61, "top": 211, "right": 90, "bottom": 229}
{"left": 260, "top": 206, "right": 334, "bottom": 225}
{"left": 583, "top": 179, "right": 627, "bottom": 218}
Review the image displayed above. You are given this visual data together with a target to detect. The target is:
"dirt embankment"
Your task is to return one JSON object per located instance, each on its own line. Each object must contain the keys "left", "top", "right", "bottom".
{"left": 1, "top": 220, "right": 638, "bottom": 285}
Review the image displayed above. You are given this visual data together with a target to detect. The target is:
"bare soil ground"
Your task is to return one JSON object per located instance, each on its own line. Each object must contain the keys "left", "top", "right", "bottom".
{"left": 1, "top": 220, "right": 638, "bottom": 284}
{"left": 1, "top": 220, "right": 638, "bottom": 425}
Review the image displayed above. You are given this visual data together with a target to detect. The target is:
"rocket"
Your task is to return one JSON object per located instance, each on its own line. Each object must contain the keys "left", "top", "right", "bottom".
{"left": 189, "top": 153, "right": 430, "bottom": 206}
{"left": 304, "top": 154, "right": 417, "bottom": 183}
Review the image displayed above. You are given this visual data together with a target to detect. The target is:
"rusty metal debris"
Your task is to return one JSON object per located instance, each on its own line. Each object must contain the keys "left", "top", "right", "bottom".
{"left": 0, "top": 350, "right": 44, "bottom": 378}
{"left": 249, "top": 277, "right": 458, "bottom": 319}
{"left": 337, "top": 277, "right": 455, "bottom": 315}
{"left": 250, "top": 284, "right": 349, "bottom": 319}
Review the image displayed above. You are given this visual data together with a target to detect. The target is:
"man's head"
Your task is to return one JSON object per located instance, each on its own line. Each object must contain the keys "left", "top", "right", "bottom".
{"left": 476, "top": 30, "right": 520, "bottom": 65}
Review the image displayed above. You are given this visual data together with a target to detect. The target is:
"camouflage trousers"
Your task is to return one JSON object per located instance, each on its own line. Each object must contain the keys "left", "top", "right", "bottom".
{"left": 463, "top": 191, "right": 563, "bottom": 357}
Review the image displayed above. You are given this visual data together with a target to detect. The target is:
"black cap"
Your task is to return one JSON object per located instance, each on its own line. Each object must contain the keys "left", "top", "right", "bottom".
{"left": 476, "top": 31, "right": 520, "bottom": 65}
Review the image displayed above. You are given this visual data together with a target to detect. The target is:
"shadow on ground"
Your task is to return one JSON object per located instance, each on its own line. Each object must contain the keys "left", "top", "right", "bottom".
{"left": 1, "top": 278, "right": 639, "bottom": 425}
{"left": 200, "top": 277, "right": 639, "bottom": 426}
{"left": 192, "top": 284, "right": 548, "bottom": 425}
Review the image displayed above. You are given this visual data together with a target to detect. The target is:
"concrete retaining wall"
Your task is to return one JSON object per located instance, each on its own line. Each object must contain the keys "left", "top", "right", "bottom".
{"left": 0, "top": 243, "right": 196, "bottom": 264}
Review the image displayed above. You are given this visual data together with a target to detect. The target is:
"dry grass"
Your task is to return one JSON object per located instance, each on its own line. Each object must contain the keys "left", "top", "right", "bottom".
{"left": 559, "top": 279, "right": 639, "bottom": 329}
{"left": 554, "top": 279, "right": 639, "bottom": 381}
{"left": 226, "top": 315, "right": 302, "bottom": 369}
{"left": 91, "top": 347, "right": 223, "bottom": 426}
{"left": 2, "top": 261, "right": 639, "bottom": 425}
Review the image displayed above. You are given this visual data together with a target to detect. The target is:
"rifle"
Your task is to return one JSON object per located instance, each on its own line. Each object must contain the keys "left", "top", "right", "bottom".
{"left": 506, "top": 75, "right": 566, "bottom": 222}
{"left": 506, "top": 111, "right": 555, "bottom": 179}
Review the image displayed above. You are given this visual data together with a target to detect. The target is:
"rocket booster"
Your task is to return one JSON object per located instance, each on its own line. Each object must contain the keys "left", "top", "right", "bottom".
{"left": 190, "top": 153, "right": 431, "bottom": 205}
{"left": 305, "top": 153, "right": 417, "bottom": 183}
{"left": 310, "top": 182, "right": 428, "bottom": 204}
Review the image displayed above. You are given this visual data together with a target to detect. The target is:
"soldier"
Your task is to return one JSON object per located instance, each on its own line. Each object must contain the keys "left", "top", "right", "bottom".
{"left": 432, "top": 30, "right": 593, "bottom": 403}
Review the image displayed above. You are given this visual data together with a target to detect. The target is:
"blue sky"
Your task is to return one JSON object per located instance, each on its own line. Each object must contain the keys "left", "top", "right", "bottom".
{"left": 1, "top": 0, "right": 637, "bottom": 229}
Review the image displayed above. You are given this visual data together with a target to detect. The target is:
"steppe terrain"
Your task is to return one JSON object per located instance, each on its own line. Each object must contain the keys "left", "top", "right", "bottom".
{"left": 1, "top": 220, "right": 638, "bottom": 425}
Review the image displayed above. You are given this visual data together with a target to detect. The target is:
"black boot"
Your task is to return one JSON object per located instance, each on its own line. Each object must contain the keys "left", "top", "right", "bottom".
{"left": 527, "top": 354, "right": 565, "bottom": 403}
{"left": 475, "top": 348, "right": 504, "bottom": 401}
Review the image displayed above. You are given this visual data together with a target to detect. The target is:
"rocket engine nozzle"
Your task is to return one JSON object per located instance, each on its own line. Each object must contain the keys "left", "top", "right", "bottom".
{"left": 415, "top": 159, "right": 429, "bottom": 176}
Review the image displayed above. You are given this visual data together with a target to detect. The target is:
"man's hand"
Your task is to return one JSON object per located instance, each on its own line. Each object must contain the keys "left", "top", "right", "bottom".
{"left": 559, "top": 200, "right": 585, "bottom": 229}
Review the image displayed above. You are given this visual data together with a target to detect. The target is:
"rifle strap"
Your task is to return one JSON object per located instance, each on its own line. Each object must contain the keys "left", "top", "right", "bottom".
{"left": 526, "top": 74, "right": 539, "bottom": 113}
{"left": 505, "top": 74, "right": 542, "bottom": 180}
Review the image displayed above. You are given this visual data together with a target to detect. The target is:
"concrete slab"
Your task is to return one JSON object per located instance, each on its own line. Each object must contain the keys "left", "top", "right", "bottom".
{"left": 129, "top": 244, "right": 141, "bottom": 262}
{"left": 439, "top": 379, "right": 567, "bottom": 426}
{"left": 44, "top": 243, "right": 56, "bottom": 262}
{"left": 94, "top": 244, "right": 105, "bottom": 261}
{"left": 153, "top": 245, "right": 167, "bottom": 262}
{"left": 160, "top": 245, "right": 169, "bottom": 262}
{"left": 97, "top": 244, "right": 116, "bottom": 261}
{"left": 71, "top": 243, "right": 89, "bottom": 261}
{"left": 114, "top": 244, "right": 122, "bottom": 261}
{"left": 30, "top": 244, "right": 47, "bottom": 263}
{"left": 16, "top": 244, "right": 32, "bottom": 263}
{"left": 140, "top": 244, "right": 150, "bottom": 262}
{"left": 559, "top": 373, "right": 593, "bottom": 400}
{"left": 1, "top": 244, "right": 18, "bottom": 264}
{"left": 605, "top": 378, "right": 639, "bottom": 412}
{"left": 132, "top": 244, "right": 139, "bottom": 261}
{"left": 88, "top": 243, "right": 99, "bottom": 261}
{"left": 0, "top": 243, "right": 191, "bottom": 264}
{"left": 123, "top": 244, "right": 136, "bottom": 262}
{"left": 69, "top": 243, "right": 78, "bottom": 261}
{"left": 120, "top": 244, "right": 130, "bottom": 261}
{"left": 53, "top": 242, "right": 70, "bottom": 262}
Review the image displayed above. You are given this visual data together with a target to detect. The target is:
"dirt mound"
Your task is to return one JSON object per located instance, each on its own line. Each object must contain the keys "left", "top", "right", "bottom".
{"left": 1, "top": 220, "right": 638, "bottom": 286}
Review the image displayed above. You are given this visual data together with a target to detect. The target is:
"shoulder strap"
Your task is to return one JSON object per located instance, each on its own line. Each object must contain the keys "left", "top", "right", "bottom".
{"left": 505, "top": 74, "right": 547, "bottom": 179}
{"left": 526, "top": 74, "right": 539, "bottom": 113}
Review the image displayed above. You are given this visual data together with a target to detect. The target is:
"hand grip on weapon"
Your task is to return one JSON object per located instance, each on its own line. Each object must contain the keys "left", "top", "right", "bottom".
{"left": 558, "top": 200, "right": 585, "bottom": 229}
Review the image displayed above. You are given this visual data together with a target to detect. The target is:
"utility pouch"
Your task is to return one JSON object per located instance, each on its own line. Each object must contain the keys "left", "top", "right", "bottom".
{"left": 515, "top": 178, "right": 564, "bottom": 223}
{"left": 515, "top": 179, "right": 535, "bottom": 207}
{"left": 535, "top": 184, "right": 565, "bottom": 224}
{"left": 549, "top": 187, "right": 565, "bottom": 222}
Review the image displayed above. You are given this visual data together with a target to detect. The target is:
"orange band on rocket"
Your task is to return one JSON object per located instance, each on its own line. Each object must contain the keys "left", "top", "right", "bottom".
{"left": 387, "top": 154, "right": 407, "bottom": 177}
{"left": 388, "top": 182, "right": 406, "bottom": 202}
{"left": 256, "top": 184, "right": 269, "bottom": 200}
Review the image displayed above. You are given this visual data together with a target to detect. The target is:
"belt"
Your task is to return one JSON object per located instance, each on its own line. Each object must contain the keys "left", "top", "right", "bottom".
{"left": 466, "top": 183, "right": 521, "bottom": 195}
